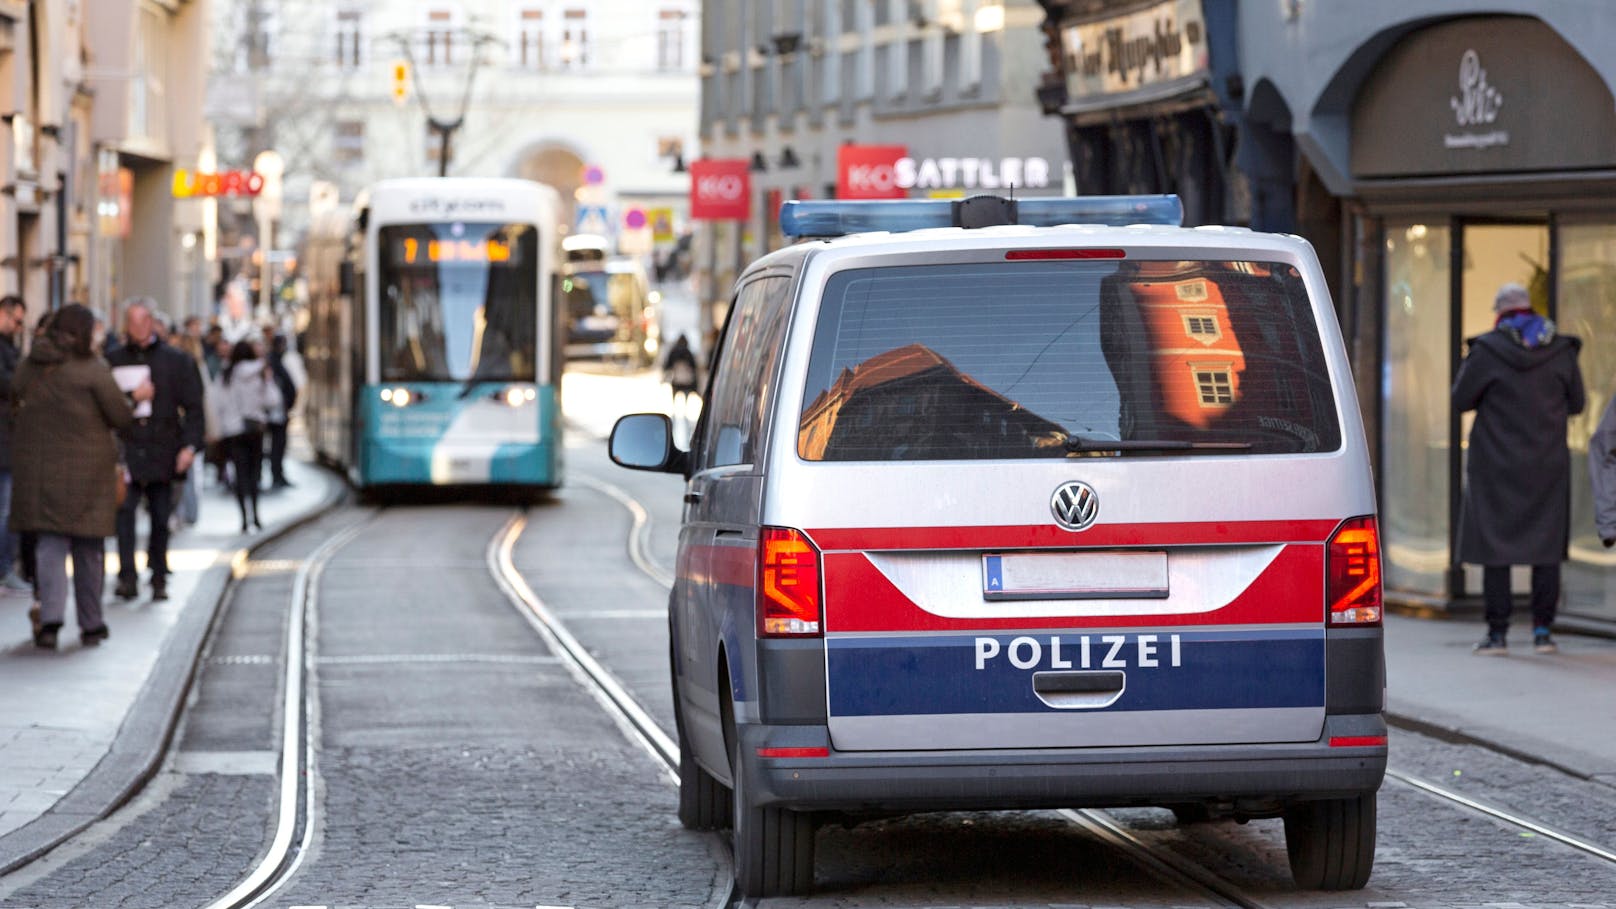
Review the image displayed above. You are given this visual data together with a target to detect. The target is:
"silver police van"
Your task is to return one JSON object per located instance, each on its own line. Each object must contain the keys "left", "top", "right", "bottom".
{"left": 610, "top": 195, "right": 1385, "bottom": 899}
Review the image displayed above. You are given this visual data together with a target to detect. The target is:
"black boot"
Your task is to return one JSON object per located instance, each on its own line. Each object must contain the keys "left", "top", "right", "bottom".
{"left": 34, "top": 622, "right": 61, "bottom": 650}
{"left": 114, "top": 577, "right": 139, "bottom": 601}
{"left": 81, "top": 625, "right": 110, "bottom": 646}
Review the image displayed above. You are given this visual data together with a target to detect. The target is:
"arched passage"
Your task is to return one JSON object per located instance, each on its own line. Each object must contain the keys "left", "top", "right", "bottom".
{"left": 512, "top": 144, "right": 587, "bottom": 233}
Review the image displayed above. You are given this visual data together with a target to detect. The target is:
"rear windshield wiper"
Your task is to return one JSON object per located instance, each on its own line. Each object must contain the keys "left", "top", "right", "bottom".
{"left": 1061, "top": 436, "right": 1254, "bottom": 454}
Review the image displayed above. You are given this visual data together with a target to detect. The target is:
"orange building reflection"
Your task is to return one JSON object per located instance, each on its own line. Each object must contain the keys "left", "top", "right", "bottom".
{"left": 1126, "top": 261, "right": 1249, "bottom": 429}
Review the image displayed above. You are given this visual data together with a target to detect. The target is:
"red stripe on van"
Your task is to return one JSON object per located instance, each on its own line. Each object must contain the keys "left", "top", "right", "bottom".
{"left": 821, "top": 544, "right": 1323, "bottom": 633}
{"left": 805, "top": 520, "right": 1340, "bottom": 553}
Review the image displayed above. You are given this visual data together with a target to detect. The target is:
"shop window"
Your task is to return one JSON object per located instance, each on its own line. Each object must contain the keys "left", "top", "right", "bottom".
{"left": 1560, "top": 222, "right": 1616, "bottom": 623}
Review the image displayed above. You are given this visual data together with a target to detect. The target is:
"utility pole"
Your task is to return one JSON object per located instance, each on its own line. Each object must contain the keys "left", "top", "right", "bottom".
{"left": 386, "top": 28, "right": 502, "bottom": 177}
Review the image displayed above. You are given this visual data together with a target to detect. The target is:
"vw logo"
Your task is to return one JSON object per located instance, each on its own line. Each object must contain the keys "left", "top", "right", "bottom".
{"left": 1051, "top": 481, "right": 1099, "bottom": 531}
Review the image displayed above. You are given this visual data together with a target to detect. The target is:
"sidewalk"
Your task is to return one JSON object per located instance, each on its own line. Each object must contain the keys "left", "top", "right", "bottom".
{"left": 0, "top": 454, "right": 341, "bottom": 873}
{"left": 1384, "top": 612, "right": 1616, "bottom": 785}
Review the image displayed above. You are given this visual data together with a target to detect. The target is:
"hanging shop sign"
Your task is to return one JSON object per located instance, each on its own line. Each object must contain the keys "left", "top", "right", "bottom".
{"left": 689, "top": 159, "right": 751, "bottom": 220}
{"left": 839, "top": 144, "right": 1054, "bottom": 197}
{"left": 1351, "top": 16, "right": 1616, "bottom": 178}
{"left": 172, "top": 168, "right": 265, "bottom": 198}
{"left": 1059, "top": 0, "right": 1208, "bottom": 107}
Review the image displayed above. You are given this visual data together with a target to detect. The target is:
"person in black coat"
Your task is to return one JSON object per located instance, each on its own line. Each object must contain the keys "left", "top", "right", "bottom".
{"left": 1452, "top": 282, "right": 1585, "bottom": 656}
{"left": 105, "top": 298, "right": 205, "bottom": 601}
{"left": 266, "top": 333, "right": 298, "bottom": 489}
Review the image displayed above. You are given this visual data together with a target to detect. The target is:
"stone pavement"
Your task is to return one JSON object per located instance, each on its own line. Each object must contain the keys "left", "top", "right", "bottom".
{"left": 0, "top": 454, "right": 341, "bottom": 873}
{"left": 0, "top": 416, "right": 1613, "bottom": 878}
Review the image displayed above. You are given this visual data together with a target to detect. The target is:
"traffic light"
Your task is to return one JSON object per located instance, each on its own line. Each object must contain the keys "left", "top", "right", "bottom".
{"left": 391, "top": 60, "right": 410, "bottom": 105}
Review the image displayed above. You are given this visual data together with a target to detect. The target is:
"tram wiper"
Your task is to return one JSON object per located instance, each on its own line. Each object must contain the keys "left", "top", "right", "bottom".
{"left": 457, "top": 376, "right": 486, "bottom": 399}
{"left": 1059, "top": 435, "right": 1253, "bottom": 454}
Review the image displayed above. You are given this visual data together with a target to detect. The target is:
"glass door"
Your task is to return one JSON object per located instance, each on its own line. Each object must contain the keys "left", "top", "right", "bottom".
{"left": 1454, "top": 222, "right": 1551, "bottom": 596}
{"left": 1381, "top": 220, "right": 1452, "bottom": 596}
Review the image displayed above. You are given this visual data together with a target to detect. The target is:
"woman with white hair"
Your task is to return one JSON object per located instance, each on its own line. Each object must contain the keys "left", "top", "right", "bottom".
{"left": 1453, "top": 281, "right": 1586, "bottom": 656}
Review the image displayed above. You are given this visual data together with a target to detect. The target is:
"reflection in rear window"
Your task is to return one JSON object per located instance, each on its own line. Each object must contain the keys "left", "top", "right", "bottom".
{"left": 797, "top": 260, "right": 1341, "bottom": 461}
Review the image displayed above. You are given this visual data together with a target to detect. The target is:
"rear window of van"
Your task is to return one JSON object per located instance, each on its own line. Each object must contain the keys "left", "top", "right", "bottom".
{"left": 797, "top": 259, "right": 1341, "bottom": 461}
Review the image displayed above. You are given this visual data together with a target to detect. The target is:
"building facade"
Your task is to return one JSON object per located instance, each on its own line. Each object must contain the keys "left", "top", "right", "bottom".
{"left": 85, "top": 0, "right": 215, "bottom": 321}
{"left": 694, "top": 0, "right": 1069, "bottom": 330}
{"left": 1241, "top": 2, "right": 1616, "bottom": 622}
{"left": 209, "top": 0, "right": 700, "bottom": 282}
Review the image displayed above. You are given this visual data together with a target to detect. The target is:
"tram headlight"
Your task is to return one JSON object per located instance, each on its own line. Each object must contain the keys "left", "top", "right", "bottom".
{"left": 499, "top": 386, "right": 538, "bottom": 407}
{"left": 381, "top": 387, "right": 413, "bottom": 407}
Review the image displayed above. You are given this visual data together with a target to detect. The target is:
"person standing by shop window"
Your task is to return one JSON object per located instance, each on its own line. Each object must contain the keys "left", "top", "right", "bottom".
{"left": 1453, "top": 282, "right": 1586, "bottom": 656}
{"left": 0, "top": 295, "right": 29, "bottom": 592}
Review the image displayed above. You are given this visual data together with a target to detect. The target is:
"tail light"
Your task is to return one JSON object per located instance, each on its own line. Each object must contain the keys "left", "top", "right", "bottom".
{"left": 759, "top": 527, "right": 821, "bottom": 637}
{"left": 1327, "top": 516, "right": 1383, "bottom": 626}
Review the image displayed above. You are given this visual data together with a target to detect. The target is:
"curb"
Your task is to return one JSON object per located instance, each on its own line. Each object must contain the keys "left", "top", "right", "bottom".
{"left": 1385, "top": 709, "right": 1616, "bottom": 791}
{"left": 0, "top": 471, "right": 348, "bottom": 876}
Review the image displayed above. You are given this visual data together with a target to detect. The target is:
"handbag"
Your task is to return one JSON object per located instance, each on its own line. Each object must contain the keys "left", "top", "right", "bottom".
{"left": 114, "top": 466, "right": 128, "bottom": 508}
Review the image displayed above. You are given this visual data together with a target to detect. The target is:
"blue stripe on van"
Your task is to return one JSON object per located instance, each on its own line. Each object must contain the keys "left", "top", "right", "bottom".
{"left": 826, "top": 628, "right": 1323, "bottom": 716}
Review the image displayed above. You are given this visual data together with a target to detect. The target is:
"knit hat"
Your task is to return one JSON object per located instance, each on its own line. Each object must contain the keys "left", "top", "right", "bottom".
{"left": 1494, "top": 282, "right": 1531, "bottom": 313}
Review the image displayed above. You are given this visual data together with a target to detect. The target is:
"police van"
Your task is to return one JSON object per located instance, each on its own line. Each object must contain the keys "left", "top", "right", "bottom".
{"left": 609, "top": 195, "right": 1386, "bottom": 899}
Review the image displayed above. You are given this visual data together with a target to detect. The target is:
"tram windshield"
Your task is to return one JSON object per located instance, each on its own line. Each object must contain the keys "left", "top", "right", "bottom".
{"left": 377, "top": 222, "right": 539, "bottom": 382}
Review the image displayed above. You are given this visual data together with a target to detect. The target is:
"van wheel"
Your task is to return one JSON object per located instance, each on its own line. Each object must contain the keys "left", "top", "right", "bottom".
{"left": 674, "top": 680, "right": 731, "bottom": 830}
{"left": 727, "top": 699, "right": 815, "bottom": 896}
{"left": 1283, "top": 793, "right": 1376, "bottom": 890}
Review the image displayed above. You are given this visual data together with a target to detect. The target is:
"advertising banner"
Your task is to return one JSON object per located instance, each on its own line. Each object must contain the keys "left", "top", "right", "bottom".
{"left": 837, "top": 145, "right": 909, "bottom": 199}
{"left": 690, "top": 159, "right": 751, "bottom": 220}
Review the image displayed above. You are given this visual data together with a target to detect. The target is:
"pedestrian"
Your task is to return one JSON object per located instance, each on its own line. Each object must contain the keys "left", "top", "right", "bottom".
{"left": 216, "top": 339, "right": 283, "bottom": 532}
{"left": 662, "top": 333, "right": 700, "bottom": 418}
{"left": 105, "top": 297, "right": 206, "bottom": 602}
{"left": 170, "top": 323, "right": 217, "bottom": 531}
{"left": 1591, "top": 393, "right": 1616, "bottom": 549}
{"left": 10, "top": 304, "right": 142, "bottom": 649}
{"left": 0, "top": 295, "right": 28, "bottom": 592}
{"left": 1453, "top": 282, "right": 1586, "bottom": 656}
{"left": 265, "top": 333, "right": 298, "bottom": 489}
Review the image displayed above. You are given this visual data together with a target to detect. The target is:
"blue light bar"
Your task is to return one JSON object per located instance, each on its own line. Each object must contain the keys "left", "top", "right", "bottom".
{"left": 779, "top": 195, "right": 1183, "bottom": 238}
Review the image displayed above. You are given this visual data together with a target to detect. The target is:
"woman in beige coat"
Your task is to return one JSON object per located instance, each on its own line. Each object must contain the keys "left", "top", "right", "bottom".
{"left": 11, "top": 305, "right": 142, "bottom": 649}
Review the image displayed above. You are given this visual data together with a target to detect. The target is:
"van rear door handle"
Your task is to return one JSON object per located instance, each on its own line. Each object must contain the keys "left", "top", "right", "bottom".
{"left": 1031, "top": 670, "right": 1126, "bottom": 710}
{"left": 715, "top": 528, "right": 743, "bottom": 538}
{"left": 684, "top": 491, "right": 702, "bottom": 504}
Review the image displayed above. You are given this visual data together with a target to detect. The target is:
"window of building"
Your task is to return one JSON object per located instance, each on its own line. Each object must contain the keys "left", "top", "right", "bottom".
{"left": 960, "top": 0, "right": 989, "bottom": 91}
{"left": 856, "top": 0, "right": 876, "bottom": 100}
{"left": 921, "top": 0, "right": 944, "bottom": 96}
{"left": 657, "top": 8, "right": 689, "bottom": 71}
{"left": 560, "top": 8, "right": 589, "bottom": 71}
{"left": 334, "top": 120, "right": 365, "bottom": 164}
{"left": 1182, "top": 313, "right": 1221, "bottom": 342}
{"left": 822, "top": 0, "right": 842, "bottom": 104}
{"left": 1193, "top": 366, "right": 1234, "bottom": 406}
{"left": 335, "top": 9, "right": 363, "bottom": 69}
{"left": 885, "top": 0, "right": 907, "bottom": 100}
{"left": 515, "top": 8, "right": 543, "bottom": 69}
{"left": 422, "top": 9, "right": 454, "bottom": 67}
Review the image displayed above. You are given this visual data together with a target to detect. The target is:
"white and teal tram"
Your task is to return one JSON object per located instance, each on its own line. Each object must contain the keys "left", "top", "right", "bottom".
{"left": 303, "top": 178, "right": 565, "bottom": 492}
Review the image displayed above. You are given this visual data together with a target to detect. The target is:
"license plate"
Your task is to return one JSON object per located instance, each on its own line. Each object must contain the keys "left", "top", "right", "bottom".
{"left": 983, "top": 551, "right": 1168, "bottom": 600}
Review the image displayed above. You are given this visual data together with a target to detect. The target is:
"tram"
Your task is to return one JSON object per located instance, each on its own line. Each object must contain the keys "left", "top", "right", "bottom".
{"left": 303, "top": 177, "right": 565, "bottom": 493}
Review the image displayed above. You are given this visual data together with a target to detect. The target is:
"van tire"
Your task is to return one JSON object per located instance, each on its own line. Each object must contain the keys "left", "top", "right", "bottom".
{"left": 675, "top": 702, "right": 731, "bottom": 830}
{"left": 1283, "top": 793, "right": 1376, "bottom": 890}
{"left": 727, "top": 700, "right": 815, "bottom": 896}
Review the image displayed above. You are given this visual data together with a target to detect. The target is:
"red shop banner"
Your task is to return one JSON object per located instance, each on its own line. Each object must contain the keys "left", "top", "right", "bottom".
{"left": 689, "top": 159, "right": 751, "bottom": 220}
{"left": 837, "top": 144, "right": 908, "bottom": 199}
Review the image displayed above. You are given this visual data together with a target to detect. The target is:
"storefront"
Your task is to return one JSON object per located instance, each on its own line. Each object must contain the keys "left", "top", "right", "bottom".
{"left": 1314, "top": 14, "right": 1616, "bottom": 621}
{"left": 1043, "top": 0, "right": 1246, "bottom": 229}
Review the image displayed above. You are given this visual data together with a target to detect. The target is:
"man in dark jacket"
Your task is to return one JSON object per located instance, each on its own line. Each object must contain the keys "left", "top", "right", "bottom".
{"left": 0, "top": 295, "right": 26, "bottom": 589}
{"left": 106, "top": 298, "right": 205, "bottom": 601}
{"left": 1592, "top": 394, "right": 1616, "bottom": 550}
{"left": 1453, "top": 282, "right": 1586, "bottom": 656}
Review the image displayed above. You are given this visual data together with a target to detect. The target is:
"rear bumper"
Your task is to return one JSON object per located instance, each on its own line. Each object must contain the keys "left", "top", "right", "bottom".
{"left": 738, "top": 715, "right": 1386, "bottom": 813}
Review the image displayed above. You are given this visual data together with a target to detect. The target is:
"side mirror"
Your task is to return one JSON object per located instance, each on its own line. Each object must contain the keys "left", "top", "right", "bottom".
{"left": 339, "top": 261, "right": 356, "bottom": 297}
{"left": 610, "top": 413, "right": 685, "bottom": 472}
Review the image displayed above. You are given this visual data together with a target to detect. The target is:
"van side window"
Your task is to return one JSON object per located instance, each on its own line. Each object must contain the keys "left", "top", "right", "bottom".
{"left": 701, "top": 276, "right": 794, "bottom": 469}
